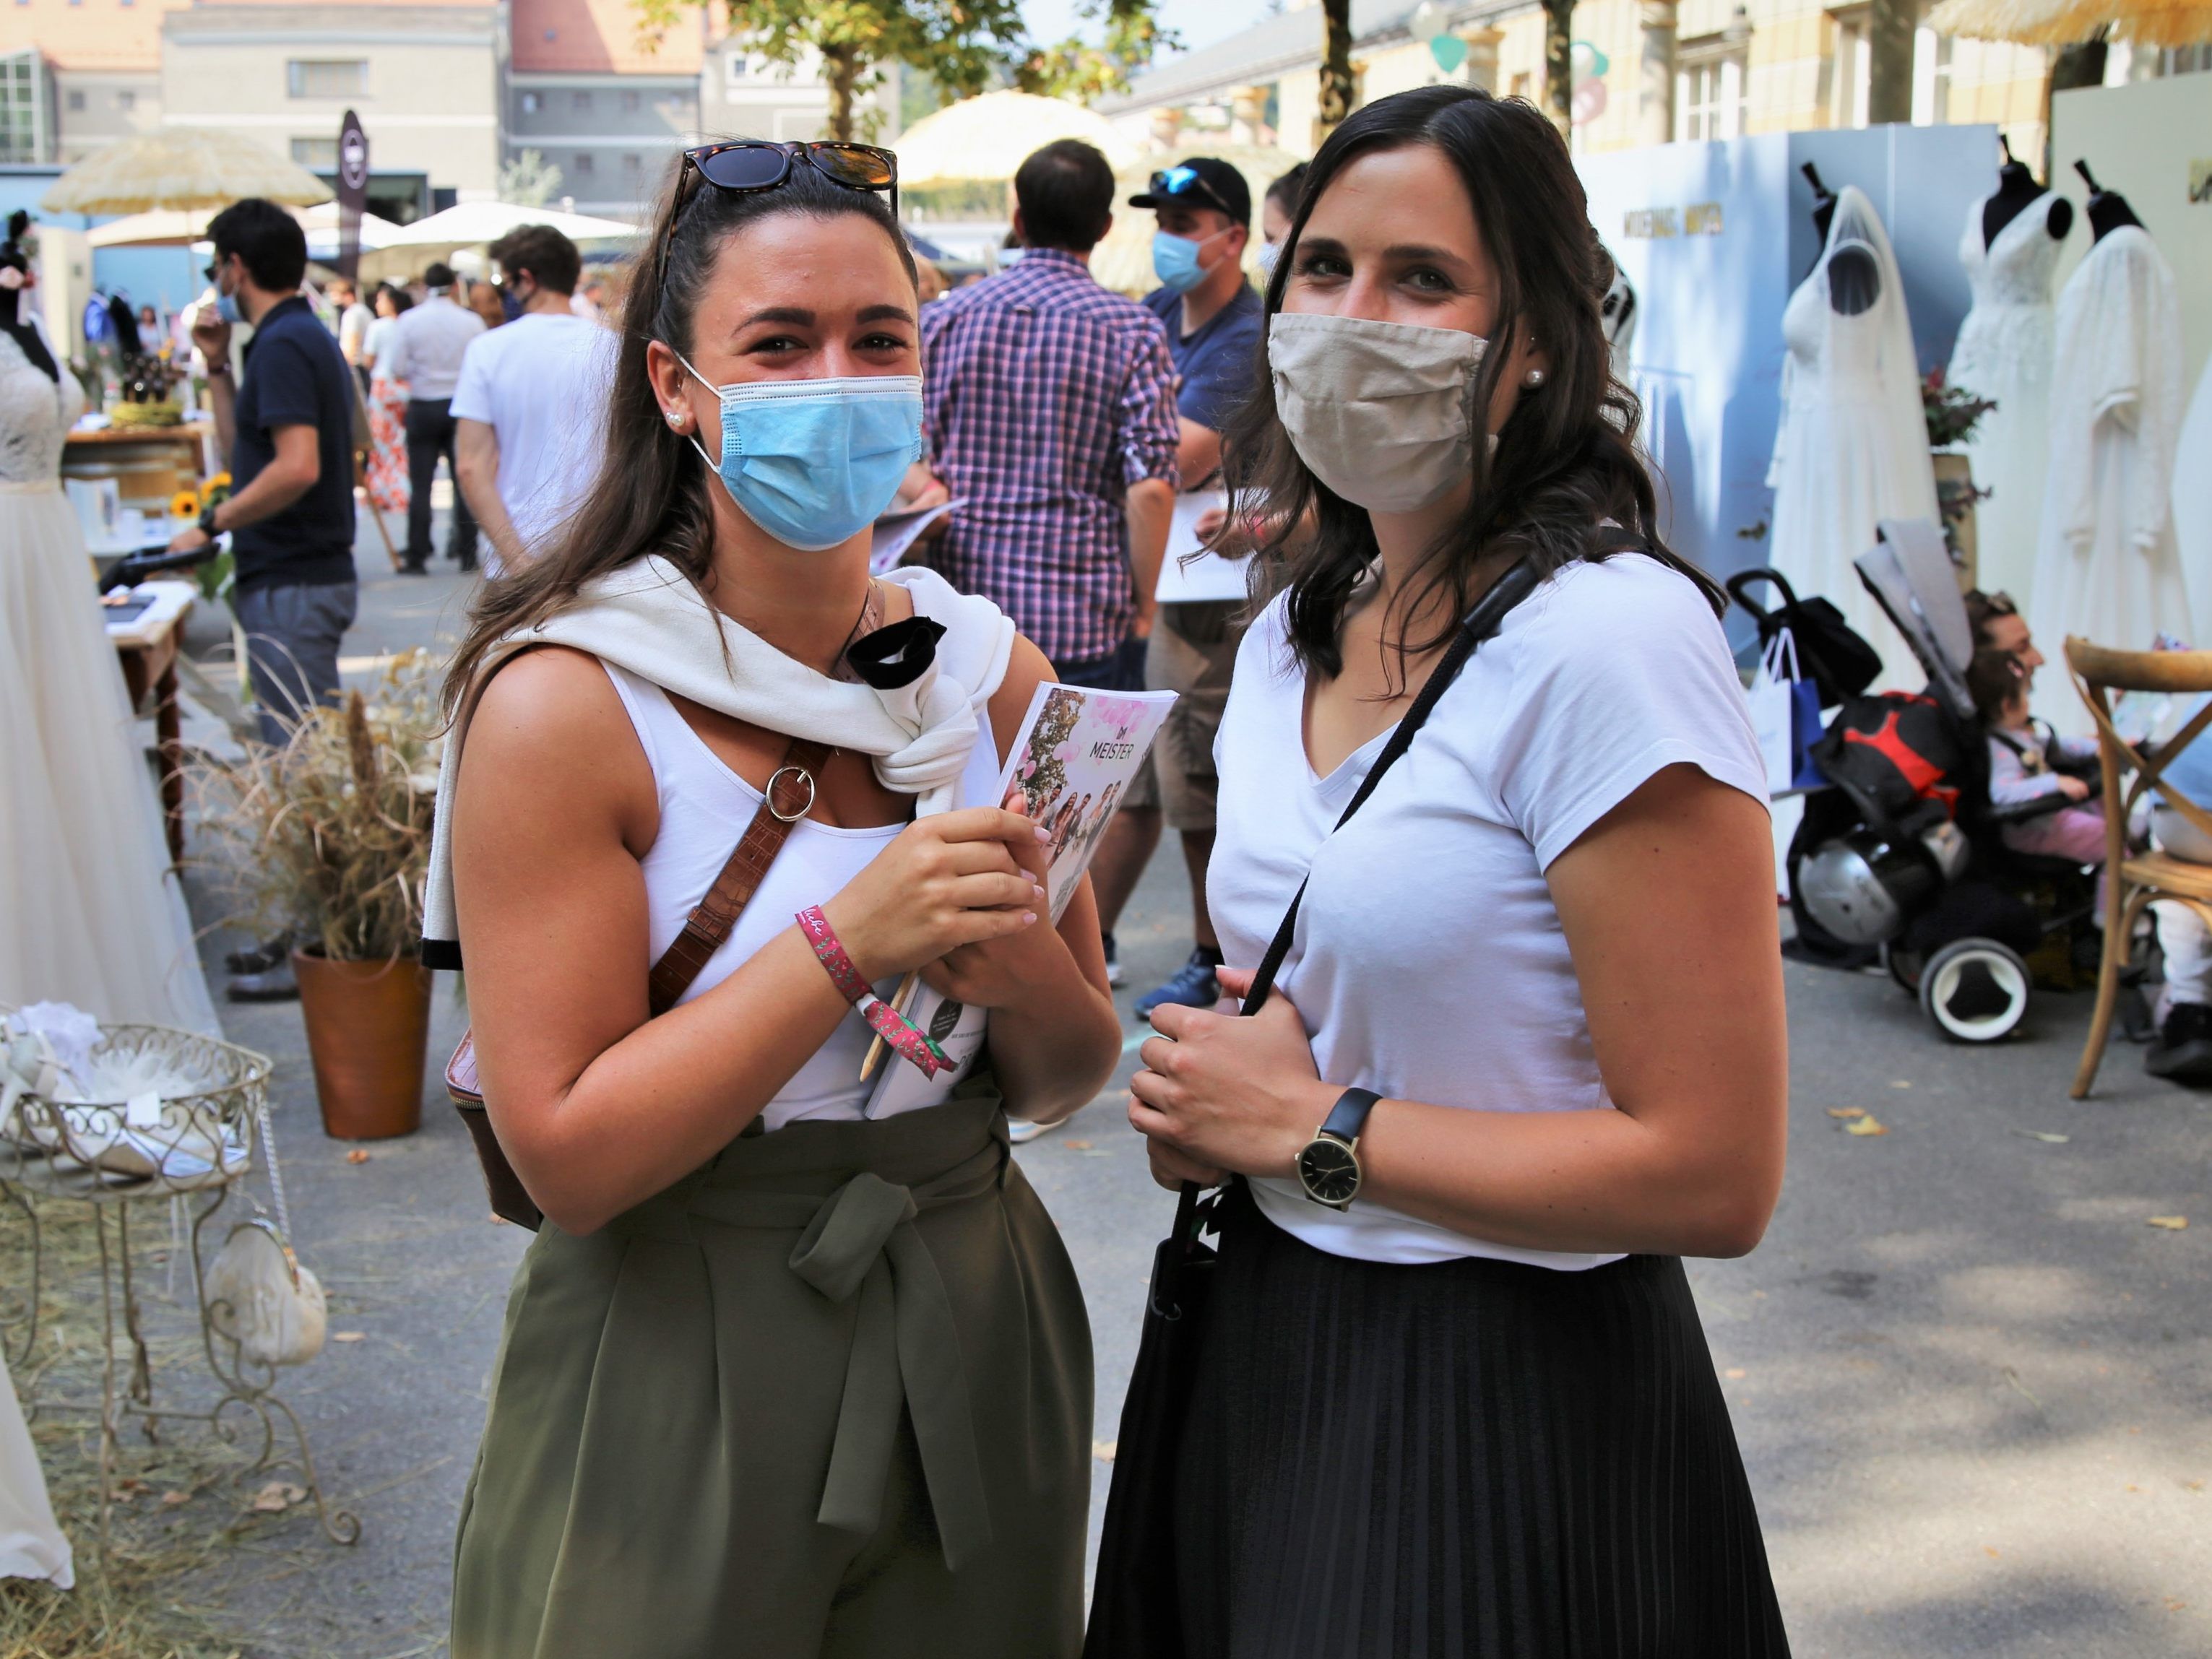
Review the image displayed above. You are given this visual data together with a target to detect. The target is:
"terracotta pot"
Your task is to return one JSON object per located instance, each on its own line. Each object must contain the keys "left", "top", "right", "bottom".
{"left": 291, "top": 951, "right": 432, "bottom": 1140}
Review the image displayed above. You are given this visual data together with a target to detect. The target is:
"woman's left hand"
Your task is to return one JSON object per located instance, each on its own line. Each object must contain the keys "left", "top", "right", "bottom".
{"left": 1128, "top": 968, "right": 1334, "bottom": 1185}
{"left": 916, "top": 790, "right": 1061, "bottom": 1009}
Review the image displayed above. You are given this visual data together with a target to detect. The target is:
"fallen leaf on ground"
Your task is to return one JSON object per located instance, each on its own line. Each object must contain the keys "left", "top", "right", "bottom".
{"left": 1063, "top": 1140, "right": 1093, "bottom": 1151}
{"left": 2010, "top": 1128, "right": 2070, "bottom": 1143}
{"left": 2147, "top": 1216, "right": 2188, "bottom": 1231}
{"left": 1723, "top": 1367, "right": 1747, "bottom": 1379}
{"left": 1984, "top": 1546, "right": 2000, "bottom": 1559}
{"left": 250, "top": 1481, "right": 306, "bottom": 1512}
{"left": 1844, "top": 1114, "right": 1890, "bottom": 1137}
{"left": 345, "top": 1149, "right": 370, "bottom": 1164}
{"left": 160, "top": 1490, "right": 190, "bottom": 1507}
{"left": 1889, "top": 1080, "right": 1911, "bottom": 1089}
{"left": 1826, "top": 1107, "right": 1866, "bottom": 1119}
{"left": 332, "top": 1330, "right": 366, "bottom": 1342}
{"left": 1092, "top": 1440, "right": 1117, "bottom": 1463}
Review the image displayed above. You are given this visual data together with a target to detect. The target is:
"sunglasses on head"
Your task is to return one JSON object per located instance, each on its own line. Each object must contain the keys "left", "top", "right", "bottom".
{"left": 1149, "top": 165, "right": 1233, "bottom": 219}
{"left": 666, "top": 141, "right": 899, "bottom": 258}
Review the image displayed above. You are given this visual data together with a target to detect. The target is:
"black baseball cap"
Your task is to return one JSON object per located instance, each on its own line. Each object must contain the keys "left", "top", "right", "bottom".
{"left": 1130, "top": 157, "right": 1250, "bottom": 227}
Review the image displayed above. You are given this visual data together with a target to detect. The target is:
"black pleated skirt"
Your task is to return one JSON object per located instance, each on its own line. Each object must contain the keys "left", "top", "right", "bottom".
{"left": 1172, "top": 1184, "right": 1789, "bottom": 1659}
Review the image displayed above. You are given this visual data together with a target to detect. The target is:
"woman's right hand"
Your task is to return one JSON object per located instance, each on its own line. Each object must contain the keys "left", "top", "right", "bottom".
{"left": 821, "top": 807, "right": 1049, "bottom": 981}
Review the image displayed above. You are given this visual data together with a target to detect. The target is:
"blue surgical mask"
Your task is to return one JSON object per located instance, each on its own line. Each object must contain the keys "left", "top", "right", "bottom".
{"left": 215, "top": 287, "right": 243, "bottom": 325}
{"left": 1256, "top": 240, "right": 1282, "bottom": 281}
{"left": 675, "top": 355, "right": 923, "bottom": 552}
{"left": 1152, "top": 229, "right": 1225, "bottom": 295}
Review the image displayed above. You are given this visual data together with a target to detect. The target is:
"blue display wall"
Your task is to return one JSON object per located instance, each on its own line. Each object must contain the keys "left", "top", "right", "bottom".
{"left": 1576, "top": 124, "right": 2000, "bottom": 649}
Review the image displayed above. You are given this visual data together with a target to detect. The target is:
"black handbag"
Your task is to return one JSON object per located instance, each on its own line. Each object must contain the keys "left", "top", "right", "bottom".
{"left": 1725, "top": 567, "right": 1882, "bottom": 711}
{"left": 1083, "top": 553, "right": 1545, "bottom": 1658}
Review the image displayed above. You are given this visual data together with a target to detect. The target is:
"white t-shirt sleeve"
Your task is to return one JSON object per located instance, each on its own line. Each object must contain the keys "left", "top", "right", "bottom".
{"left": 448, "top": 331, "right": 496, "bottom": 425}
{"left": 1491, "top": 555, "right": 1768, "bottom": 871}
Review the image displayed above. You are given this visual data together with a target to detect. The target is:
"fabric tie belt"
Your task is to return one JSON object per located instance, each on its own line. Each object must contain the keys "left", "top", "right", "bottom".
{"left": 0, "top": 480, "right": 60, "bottom": 495}
{"left": 615, "top": 1138, "right": 1005, "bottom": 1572}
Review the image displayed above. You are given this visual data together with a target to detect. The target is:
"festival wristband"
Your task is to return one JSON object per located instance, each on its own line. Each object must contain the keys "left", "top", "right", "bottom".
{"left": 795, "top": 906, "right": 950, "bottom": 1079}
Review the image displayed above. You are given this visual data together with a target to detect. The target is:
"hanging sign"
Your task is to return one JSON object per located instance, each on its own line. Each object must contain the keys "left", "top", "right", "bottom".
{"left": 335, "top": 111, "right": 370, "bottom": 283}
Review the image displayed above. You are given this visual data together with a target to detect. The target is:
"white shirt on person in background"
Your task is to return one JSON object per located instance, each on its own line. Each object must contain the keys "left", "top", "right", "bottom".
{"left": 337, "top": 300, "right": 373, "bottom": 365}
{"left": 364, "top": 314, "right": 399, "bottom": 377}
{"left": 383, "top": 293, "right": 483, "bottom": 401}
{"left": 1208, "top": 553, "right": 1768, "bottom": 1270}
{"left": 448, "top": 310, "right": 617, "bottom": 574}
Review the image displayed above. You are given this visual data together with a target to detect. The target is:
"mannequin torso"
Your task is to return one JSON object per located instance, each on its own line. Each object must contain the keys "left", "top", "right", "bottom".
{"left": 1984, "top": 160, "right": 2072, "bottom": 248}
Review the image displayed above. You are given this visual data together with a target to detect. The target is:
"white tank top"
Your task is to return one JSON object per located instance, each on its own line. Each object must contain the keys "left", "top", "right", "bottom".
{"left": 602, "top": 662, "right": 1008, "bottom": 1130}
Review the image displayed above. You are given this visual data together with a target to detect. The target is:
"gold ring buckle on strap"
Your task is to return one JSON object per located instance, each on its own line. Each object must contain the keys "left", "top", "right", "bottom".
{"left": 766, "top": 763, "right": 818, "bottom": 823}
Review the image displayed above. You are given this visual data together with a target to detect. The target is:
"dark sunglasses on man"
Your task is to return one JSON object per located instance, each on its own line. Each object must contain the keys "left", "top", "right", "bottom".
{"left": 665, "top": 140, "right": 899, "bottom": 259}
{"left": 1142, "top": 164, "right": 1235, "bottom": 220}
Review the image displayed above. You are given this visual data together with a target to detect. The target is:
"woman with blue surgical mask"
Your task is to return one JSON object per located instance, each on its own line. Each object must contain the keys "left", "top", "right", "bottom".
{"left": 439, "top": 144, "right": 1117, "bottom": 1656}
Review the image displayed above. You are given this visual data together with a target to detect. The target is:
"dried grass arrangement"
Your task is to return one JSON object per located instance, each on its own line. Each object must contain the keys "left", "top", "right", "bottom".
{"left": 190, "top": 652, "right": 441, "bottom": 964}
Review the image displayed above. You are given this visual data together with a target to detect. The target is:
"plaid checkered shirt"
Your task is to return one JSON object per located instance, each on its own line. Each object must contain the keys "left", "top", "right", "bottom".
{"left": 920, "top": 249, "right": 1181, "bottom": 667}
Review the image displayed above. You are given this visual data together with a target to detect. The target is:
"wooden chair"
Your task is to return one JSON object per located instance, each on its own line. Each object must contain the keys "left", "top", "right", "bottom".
{"left": 2065, "top": 636, "right": 2212, "bottom": 1098}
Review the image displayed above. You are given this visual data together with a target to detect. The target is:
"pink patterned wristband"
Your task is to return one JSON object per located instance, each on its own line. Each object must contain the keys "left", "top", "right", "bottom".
{"left": 794, "top": 906, "right": 950, "bottom": 1079}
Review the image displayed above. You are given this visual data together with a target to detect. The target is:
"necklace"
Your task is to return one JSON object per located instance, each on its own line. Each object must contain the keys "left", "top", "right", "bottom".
{"left": 831, "top": 579, "right": 883, "bottom": 683}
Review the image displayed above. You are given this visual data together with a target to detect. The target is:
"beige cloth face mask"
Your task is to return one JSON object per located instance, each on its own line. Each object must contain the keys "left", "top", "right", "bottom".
{"left": 1269, "top": 311, "right": 1489, "bottom": 513}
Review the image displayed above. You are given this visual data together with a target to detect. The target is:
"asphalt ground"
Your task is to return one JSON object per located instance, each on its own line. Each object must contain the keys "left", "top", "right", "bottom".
{"left": 126, "top": 508, "right": 2211, "bottom": 1656}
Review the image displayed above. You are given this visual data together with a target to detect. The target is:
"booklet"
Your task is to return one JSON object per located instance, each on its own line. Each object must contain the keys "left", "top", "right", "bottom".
{"left": 869, "top": 498, "right": 965, "bottom": 574}
{"left": 860, "top": 680, "right": 1178, "bottom": 1120}
{"left": 1153, "top": 488, "right": 1251, "bottom": 604}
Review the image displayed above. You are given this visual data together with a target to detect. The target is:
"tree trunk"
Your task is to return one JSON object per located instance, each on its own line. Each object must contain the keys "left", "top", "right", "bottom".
{"left": 1315, "top": 0, "right": 1355, "bottom": 146}
{"left": 823, "top": 42, "right": 860, "bottom": 143}
{"left": 1866, "top": 0, "right": 1915, "bottom": 126}
{"left": 2043, "top": 29, "right": 2107, "bottom": 175}
{"left": 1542, "top": 0, "right": 1574, "bottom": 139}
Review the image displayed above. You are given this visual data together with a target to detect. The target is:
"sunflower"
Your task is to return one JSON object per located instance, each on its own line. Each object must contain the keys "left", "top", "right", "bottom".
{"left": 170, "top": 488, "right": 202, "bottom": 520}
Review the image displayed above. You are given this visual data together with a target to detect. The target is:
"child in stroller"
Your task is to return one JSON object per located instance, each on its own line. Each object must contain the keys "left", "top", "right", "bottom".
{"left": 1784, "top": 521, "right": 2099, "bottom": 1042}
{"left": 1968, "top": 647, "right": 2107, "bottom": 869}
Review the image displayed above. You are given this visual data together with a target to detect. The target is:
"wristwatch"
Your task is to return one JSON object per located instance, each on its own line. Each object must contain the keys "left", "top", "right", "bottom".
{"left": 1295, "top": 1088, "right": 1381, "bottom": 1210}
{"left": 198, "top": 501, "right": 221, "bottom": 538}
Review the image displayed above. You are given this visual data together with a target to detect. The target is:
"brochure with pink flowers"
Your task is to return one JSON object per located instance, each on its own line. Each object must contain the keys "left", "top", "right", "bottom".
{"left": 861, "top": 681, "right": 1176, "bottom": 1119}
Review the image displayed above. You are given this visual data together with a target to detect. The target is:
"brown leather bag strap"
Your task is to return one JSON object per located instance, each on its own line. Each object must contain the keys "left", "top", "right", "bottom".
{"left": 646, "top": 737, "right": 835, "bottom": 1016}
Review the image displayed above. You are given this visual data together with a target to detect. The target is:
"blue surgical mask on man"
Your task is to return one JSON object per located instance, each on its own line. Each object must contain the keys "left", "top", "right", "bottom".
{"left": 1152, "top": 226, "right": 1231, "bottom": 295}
{"left": 673, "top": 352, "right": 924, "bottom": 552}
{"left": 215, "top": 288, "right": 244, "bottom": 325}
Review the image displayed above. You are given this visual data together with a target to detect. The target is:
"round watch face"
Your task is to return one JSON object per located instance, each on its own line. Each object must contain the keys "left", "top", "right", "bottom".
{"left": 1297, "top": 1135, "right": 1360, "bottom": 1208}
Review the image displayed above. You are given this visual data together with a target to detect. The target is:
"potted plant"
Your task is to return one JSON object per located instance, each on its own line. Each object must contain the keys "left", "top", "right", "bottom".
{"left": 194, "top": 654, "right": 441, "bottom": 1139}
{"left": 1922, "top": 368, "right": 1997, "bottom": 587}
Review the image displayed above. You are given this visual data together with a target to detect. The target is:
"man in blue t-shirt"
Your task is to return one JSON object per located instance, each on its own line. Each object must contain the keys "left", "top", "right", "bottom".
{"left": 1092, "top": 157, "right": 1266, "bottom": 1020}
{"left": 168, "top": 197, "right": 358, "bottom": 749}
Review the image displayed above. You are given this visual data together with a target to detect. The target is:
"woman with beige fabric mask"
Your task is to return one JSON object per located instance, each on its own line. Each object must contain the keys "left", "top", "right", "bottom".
{"left": 1105, "top": 86, "right": 1793, "bottom": 1654}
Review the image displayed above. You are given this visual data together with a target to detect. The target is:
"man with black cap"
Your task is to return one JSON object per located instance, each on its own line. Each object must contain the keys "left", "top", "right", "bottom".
{"left": 1094, "top": 157, "right": 1266, "bottom": 1022}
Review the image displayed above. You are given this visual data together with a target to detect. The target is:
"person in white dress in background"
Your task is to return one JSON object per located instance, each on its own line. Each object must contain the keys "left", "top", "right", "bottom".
{"left": 0, "top": 1343, "right": 72, "bottom": 1590}
{"left": 1946, "top": 152, "right": 2070, "bottom": 609}
{"left": 1766, "top": 183, "right": 1938, "bottom": 690}
{"left": 2029, "top": 180, "right": 2189, "bottom": 735}
{"left": 0, "top": 210, "right": 220, "bottom": 1034}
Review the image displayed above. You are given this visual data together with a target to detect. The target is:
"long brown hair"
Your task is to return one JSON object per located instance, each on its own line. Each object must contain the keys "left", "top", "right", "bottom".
{"left": 1225, "top": 85, "right": 1720, "bottom": 680}
{"left": 441, "top": 154, "right": 917, "bottom": 716}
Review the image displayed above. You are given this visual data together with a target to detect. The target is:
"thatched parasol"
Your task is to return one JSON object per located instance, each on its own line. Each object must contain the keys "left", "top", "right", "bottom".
{"left": 1927, "top": 0, "right": 2212, "bottom": 46}
{"left": 43, "top": 126, "right": 332, "bottom": 215}
{"left": 894, "top": 90, "right": 1141, "bottom": 190}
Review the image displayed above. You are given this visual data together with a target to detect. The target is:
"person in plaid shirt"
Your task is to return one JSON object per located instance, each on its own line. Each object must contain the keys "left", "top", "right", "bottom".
{"left": 920, "top": 139, "right": 1180, "bottom": 689}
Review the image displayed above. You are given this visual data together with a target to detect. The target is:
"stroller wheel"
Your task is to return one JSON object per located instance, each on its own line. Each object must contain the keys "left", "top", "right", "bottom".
{"left": 1884, "top": 943, "right": 1925, "bottom": 993}
{"left": 1918, "top": 938, "right": 2031, "bottom": 1043}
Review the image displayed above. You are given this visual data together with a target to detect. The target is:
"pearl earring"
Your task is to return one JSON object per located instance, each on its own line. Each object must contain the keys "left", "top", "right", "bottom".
{"left": 666, "top": 410, "right": 685, "bottom": 429}
{"left": 1522, "top": 368, "right": 1546, "bottom": 389}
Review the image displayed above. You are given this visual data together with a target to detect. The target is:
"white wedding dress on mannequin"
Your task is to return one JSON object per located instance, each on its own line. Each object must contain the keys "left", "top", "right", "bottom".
{"left": 1768, "top": 186, "right": 1938, "bottom": 690}
{"left": 2172, "top": 353, "right": 2212, "bottom": 649}
{"left": 1948, "top": 193, "right": 2063, "bottom": 607}
{"left": 2029, "top": 225, "right": 2190, "bottom": 735}
{"left": 0, "top": 319, "right": 221, "bottom": 1032}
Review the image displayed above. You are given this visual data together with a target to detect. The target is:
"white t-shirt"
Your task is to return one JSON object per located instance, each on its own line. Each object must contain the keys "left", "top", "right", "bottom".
{"left": 449, "top": 311, "right": 617, "bottom": 571}
{"left": 1209, "top": 553, "right": 1768, "bottom": 1268}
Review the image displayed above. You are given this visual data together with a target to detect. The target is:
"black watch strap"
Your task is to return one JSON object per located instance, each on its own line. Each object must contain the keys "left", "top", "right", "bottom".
{"left": 1320, "top": 1086, "right": 1381, "bottom": 1143}
{"left": 199, "top": 501, "right": 220, "bottom": 537}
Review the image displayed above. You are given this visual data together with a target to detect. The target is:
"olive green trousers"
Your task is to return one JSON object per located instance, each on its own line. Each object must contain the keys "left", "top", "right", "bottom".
{"left": 450, "top": 1085, "right": 1092, "bottom": 1659}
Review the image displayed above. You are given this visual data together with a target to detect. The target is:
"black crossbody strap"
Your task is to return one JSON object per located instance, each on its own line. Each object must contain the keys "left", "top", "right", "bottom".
{"left": 1242, "top": 555, "right": 1542, "bottom": 1018}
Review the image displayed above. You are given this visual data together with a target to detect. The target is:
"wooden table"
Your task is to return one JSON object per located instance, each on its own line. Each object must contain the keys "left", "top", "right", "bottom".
{"left": 105, "top": 581, "right": 198, "bottom": 864}
{"left": 63, "top": 422, "right": 215, "bottom": 515}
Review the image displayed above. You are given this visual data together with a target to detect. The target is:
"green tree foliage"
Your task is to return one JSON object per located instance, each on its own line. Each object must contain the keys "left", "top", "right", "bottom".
{"left": 636, "top": 0, "right": 1171, "bottom": 143}
{"left": 498, "top": 148, "right": 563, "bottom": 208}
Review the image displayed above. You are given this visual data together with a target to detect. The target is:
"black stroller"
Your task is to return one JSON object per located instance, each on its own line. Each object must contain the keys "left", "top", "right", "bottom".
{"left": 1776, "top": 521, "right": 2101, "bottom": 1042}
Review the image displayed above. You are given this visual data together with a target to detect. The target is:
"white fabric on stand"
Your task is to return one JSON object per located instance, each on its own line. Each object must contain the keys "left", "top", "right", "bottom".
{"left": 1948, "top": 193, "right": 2064, "bottom": 609}
{"left": 2174, "top": 354, "right": 2212, "bottom": 649}
{"left": 0, "top": 1343, "right": 72, "bottom": 1588}
{"left": 422, "top": 559, "right": 1016, "bottom": 958}
{"left": 0, "top": 324, "right": 220, "bottom": 1033}
{"left": 1767, "top": 186, "right": 1938, "bottom": 693}
{"left": 2029, "top": 225, "right": 2190, "bottom": 736}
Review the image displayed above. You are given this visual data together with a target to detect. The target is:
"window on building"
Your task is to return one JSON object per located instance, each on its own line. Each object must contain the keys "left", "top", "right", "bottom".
{"left": 1911, "top": 28, "right": 1953, "bottom": 124}
{"left": 2160, "top": 44, "right": 2211, "bottom": 74}
{"left": 1829, "top": 14, "right": 1871, "bottom": 129}
{"left": 572, "top": 90, "right": 592, "bottom": 111}
{"left": 65, "top": 89, "right": 82, "bottom": 111}
{"left": 574, "top": 152, "right": 595, "bottom": 175}
{"left": 1509, "top": 70, "right": 1531, "bottom": 100}
{"left": 726, "top": 51, "right": 750, "bottom": 82}
{"left": 521, "top": 90, "right": 541, "bottom": 113}
{"left": 623, "top": 152, "right": 641, "bottom": 175}
{"left": 1674, "top": 51, "right": 1745, "bottom": 141}
{"left": 0, "top": 51, "right": 46, "bottom": 163}
{"left": 621, "top": 89, "right": 639, "bottom": 112}
{"left": 291, "top": 137, "right": 339, "bottom": 168}
{"left": 288, "top": 59, "right": 368, "bottom": 100}
{"left": 116, "top": 88, "right": 134, "bottom": 111}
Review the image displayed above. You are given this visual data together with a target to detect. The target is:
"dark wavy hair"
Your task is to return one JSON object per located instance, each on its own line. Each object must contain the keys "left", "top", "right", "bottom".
{"left": 443, "top": 152, "right": 917, "bottom": 717}
{"left": 1226, "top": 85, "right": 1719, "bottom": 680}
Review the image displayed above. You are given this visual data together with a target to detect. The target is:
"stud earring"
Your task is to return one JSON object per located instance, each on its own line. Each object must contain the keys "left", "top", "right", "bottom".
{"left": 666, "top": 410, "right": 685, "bottom": 429}
{"left": 1522, "top": 368, "right": 1546, "bottom": 389}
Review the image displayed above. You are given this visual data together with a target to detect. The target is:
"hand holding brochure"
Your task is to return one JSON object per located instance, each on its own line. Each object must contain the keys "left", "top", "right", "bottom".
{"left": 860, "top": 681, "right": 1176, "bottom": 1119}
